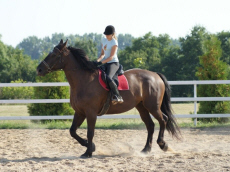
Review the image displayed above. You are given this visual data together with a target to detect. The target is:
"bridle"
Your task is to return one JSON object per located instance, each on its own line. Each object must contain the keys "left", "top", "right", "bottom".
{"left": 41, "top": 47, "right": 69, "bottom": 72}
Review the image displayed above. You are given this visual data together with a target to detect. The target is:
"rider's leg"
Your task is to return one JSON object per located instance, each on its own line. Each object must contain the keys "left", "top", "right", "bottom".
{"left": 105, "top": 62, "right": 123, "bottom": 104}
{"left": 108, "top": 79, "right": 123, "bottom": 104}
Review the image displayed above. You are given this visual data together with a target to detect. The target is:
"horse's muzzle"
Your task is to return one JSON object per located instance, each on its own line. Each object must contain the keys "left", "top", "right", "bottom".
{"left": 37, "top": 67, "right": 45, "bottom": 76}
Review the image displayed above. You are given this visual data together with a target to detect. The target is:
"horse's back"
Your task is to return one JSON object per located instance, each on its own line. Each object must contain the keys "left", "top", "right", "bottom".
{"left": 124, "top": 68, "right": 165, "bottom": 104}
{"left": 124, "top": 68, "right": 164, "bottom": 87}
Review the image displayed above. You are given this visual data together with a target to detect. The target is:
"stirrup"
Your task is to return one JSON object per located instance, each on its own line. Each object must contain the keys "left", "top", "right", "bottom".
{"left": 111, "top": 95, "right": 124, "bottom": 105}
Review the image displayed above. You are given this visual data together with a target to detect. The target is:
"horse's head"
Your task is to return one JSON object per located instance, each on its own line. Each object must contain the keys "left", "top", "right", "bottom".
{"left": 37, "top": 39, "right": 69, "bottom": 76}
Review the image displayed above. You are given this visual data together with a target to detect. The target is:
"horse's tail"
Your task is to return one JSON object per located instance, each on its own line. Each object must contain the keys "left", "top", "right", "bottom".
{"left": 157, "top": 72, "right": 182, "bottom": 140}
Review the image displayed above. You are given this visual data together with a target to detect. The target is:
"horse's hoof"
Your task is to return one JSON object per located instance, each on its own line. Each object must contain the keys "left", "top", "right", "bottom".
{"left": 162, "top": 143, "right": 168, "bottom": 152}
{"left": 92, "top": 142, "right": 96, "bottom": 152}
{"left": 80, "top": 152, "right": 92, "bottom": 158}
{"left": 141, "top": 150, "right": 149, "bottom": 154}
{"left": 141, "top": 147, "right": 151, "bottom": 154}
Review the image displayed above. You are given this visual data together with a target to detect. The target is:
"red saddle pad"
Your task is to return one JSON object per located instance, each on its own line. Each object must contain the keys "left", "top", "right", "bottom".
{"left": 98, "top": 69, "right": 129, "bottom": 91}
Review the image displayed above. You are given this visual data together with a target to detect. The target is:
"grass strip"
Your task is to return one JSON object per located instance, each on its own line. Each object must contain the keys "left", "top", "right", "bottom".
{"left": 1, "top": 118, "right": 230, "bottom": 130}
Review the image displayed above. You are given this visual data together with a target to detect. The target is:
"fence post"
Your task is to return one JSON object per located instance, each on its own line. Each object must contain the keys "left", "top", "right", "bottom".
{"left": 194, "top": 84, "right": 197, "bottom": 126}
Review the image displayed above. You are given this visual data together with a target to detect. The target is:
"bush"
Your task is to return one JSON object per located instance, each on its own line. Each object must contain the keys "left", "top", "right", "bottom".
{"left": 196, "top": 36, "right": 230, "bottom": 123}
{"left": 1, "top": 79, "right": 34, "bottom": 99}
{"left": 28, "top": 71, "right": 74, "bottom": 122}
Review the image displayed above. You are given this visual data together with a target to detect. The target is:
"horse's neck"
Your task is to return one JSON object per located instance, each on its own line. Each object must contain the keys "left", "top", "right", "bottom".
{"left": 63, "top": 56, "right": 94, "bottom": 90}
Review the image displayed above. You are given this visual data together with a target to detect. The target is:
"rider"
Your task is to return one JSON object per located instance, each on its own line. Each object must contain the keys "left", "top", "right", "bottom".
{"left": 94, "top": 25, "right": 124, "bottom": 104}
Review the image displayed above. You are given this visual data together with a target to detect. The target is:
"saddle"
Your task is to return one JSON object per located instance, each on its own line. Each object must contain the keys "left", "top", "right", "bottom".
{"left": 99, "top": 64, "right": 129, "bottom": 91}
{"left": 97, "top": 64, "right": 129, "bottom": 116}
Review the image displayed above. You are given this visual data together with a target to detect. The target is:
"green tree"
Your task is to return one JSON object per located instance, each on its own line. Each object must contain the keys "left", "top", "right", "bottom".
{"left": 17, "top": 33, "right": 134, "bottom": 60}
{"left": 17, "top": 36, "right": 41, "bottom": 60}
{"left": 172, "top": 26, "right": 210, "bottom": 97}
{"left": 74, "top": 38, "right": 98, "bottom": 60}
{"left": 160, "top": 46, "right": 188, "bottom": 97}
{"left": 0, "top": 40, "right": 37, "bottom": 83}
{"left": 119, "top": 48, "right": 148, "bottom": 69}
{"left": 17, "top": 34, "right": 67, "bottom": 60}
{"left": 178, "top": 26, "right": 209, "bottom": 80}
{"left": 161, "top": 46, "right": 181, "bottom": 81}
{"left": 119, "top": 32, "right": 172, "bottom": 71}
{"left": 117, "top": 34, "right": 134, "bottom": 51}
{"left": 8, "top": 47, "right": 37, "bottom": 82}
{"left": 133, "top": 57, "right": 146, "bottom": 68}
{"left": 217, "top": 31, "right": 230, "bottom": 64}
{"left": 196, "top": 35, "right": 230, "bottom": 123}
{"left": 133, "top": 32, "right": 161, "bottom": 70}
{"left": 0, "top": 39, "right": 9, "bottom": 81}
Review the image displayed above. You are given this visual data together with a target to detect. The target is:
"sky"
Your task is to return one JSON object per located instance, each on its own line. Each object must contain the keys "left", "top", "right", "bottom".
{"left": 1, "top": 0, "right": 230, "bottom": 47}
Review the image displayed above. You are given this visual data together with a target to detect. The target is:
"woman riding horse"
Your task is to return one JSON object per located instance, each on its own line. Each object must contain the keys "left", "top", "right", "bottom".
{"left": 94, "top": 25, "right": 123, "bottom": 104}
{"left": 37, "top": 39, "right": 181, "bottom": 158}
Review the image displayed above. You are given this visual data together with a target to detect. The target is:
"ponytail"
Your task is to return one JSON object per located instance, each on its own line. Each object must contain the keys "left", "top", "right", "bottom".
{"left": 112, "top": 32, "right": 117, "bottom": 40}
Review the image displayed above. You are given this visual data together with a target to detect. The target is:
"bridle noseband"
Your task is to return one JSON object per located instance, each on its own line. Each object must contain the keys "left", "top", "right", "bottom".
{"left": 41, "top": 47, "right": 69, "bottom": 72}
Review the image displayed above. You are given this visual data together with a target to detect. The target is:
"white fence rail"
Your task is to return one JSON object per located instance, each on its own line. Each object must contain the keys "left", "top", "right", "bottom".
{"left": 1, "top": 81, "right": 230, "bottom": 125}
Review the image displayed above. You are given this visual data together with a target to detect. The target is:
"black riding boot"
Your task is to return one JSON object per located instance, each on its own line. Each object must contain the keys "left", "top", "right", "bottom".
{"left": 108, "top": 81, "right": 124, "bottom": 105}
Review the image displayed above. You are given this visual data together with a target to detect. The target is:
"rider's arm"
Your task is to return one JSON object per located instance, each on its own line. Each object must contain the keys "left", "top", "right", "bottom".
{"left": 97, "top": 44, "right": 105, "bottom": 62}
{"left": 101, "top": 45, "right": 117, "bottom": 64}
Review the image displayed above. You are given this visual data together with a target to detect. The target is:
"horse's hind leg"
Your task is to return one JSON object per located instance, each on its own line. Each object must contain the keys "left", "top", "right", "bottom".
{"left": 148, "top": 108, "right": 168, "bottom": 151}
{"left": 143, "top": 98, "right": 168, "bottom": 152}
{"left": 155, "top": 111, "right": 168, "bottom": 151}
{"left": 136, "top": 102, "right": 155, "bottom": 153}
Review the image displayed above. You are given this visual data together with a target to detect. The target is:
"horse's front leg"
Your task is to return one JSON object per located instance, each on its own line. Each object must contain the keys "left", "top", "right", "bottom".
{"left": 80, "top": 114, "right": 97, "bottom": 158}
{"left": 69, "top": 112, "right": 88, "bottom": 147}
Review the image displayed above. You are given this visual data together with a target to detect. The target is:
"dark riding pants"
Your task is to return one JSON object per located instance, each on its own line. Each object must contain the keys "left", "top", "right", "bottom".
{"left": 105, "top": 62, "right": 119, "bottom": 83}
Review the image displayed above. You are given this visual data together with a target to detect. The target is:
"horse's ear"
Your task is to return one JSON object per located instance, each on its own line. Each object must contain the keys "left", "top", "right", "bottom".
{"left": 63, "top": 39, "right": 68, "bottom": 47}
{"left": 59, "top": 39, "right": 64, "bottom": 44}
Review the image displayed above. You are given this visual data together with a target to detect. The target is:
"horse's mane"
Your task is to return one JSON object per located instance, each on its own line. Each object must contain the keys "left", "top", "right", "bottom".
{"left": 67, "top": 46, "right": 97, "bottom": 73}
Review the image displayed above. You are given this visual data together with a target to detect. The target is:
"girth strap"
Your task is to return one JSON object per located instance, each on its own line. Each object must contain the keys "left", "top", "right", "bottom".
{"left": 98, "top": 92, "right": 112, "bottom": 116}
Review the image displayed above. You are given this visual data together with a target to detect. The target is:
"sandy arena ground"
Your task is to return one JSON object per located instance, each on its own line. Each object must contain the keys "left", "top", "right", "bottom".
{"left": 0, "top": 128, "right": 230, "bottom": 172}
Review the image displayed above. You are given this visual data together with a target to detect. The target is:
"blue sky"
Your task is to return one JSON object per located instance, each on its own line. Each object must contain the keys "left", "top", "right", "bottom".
{"left": 1, "top": 0, "right": 230, "bottom": 47}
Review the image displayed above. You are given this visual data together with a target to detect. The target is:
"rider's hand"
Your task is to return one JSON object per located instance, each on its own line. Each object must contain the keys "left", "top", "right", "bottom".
{"left": 93, "top": 61, "right": 102, "bottom": 67}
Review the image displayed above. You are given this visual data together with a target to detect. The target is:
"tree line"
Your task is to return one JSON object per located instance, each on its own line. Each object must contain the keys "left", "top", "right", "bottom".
{"left": 1, "top": 25, "right": 230, "bottom": 97}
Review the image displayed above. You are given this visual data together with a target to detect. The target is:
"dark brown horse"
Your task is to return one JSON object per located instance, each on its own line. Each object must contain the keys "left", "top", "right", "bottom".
{"left": 37, "top": 40, "right": 181, "bottom": 158}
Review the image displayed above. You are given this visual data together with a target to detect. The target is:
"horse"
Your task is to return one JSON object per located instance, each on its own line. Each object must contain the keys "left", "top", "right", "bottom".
{"left": 37, "top": 39, "right": 181, "bottom": 158}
